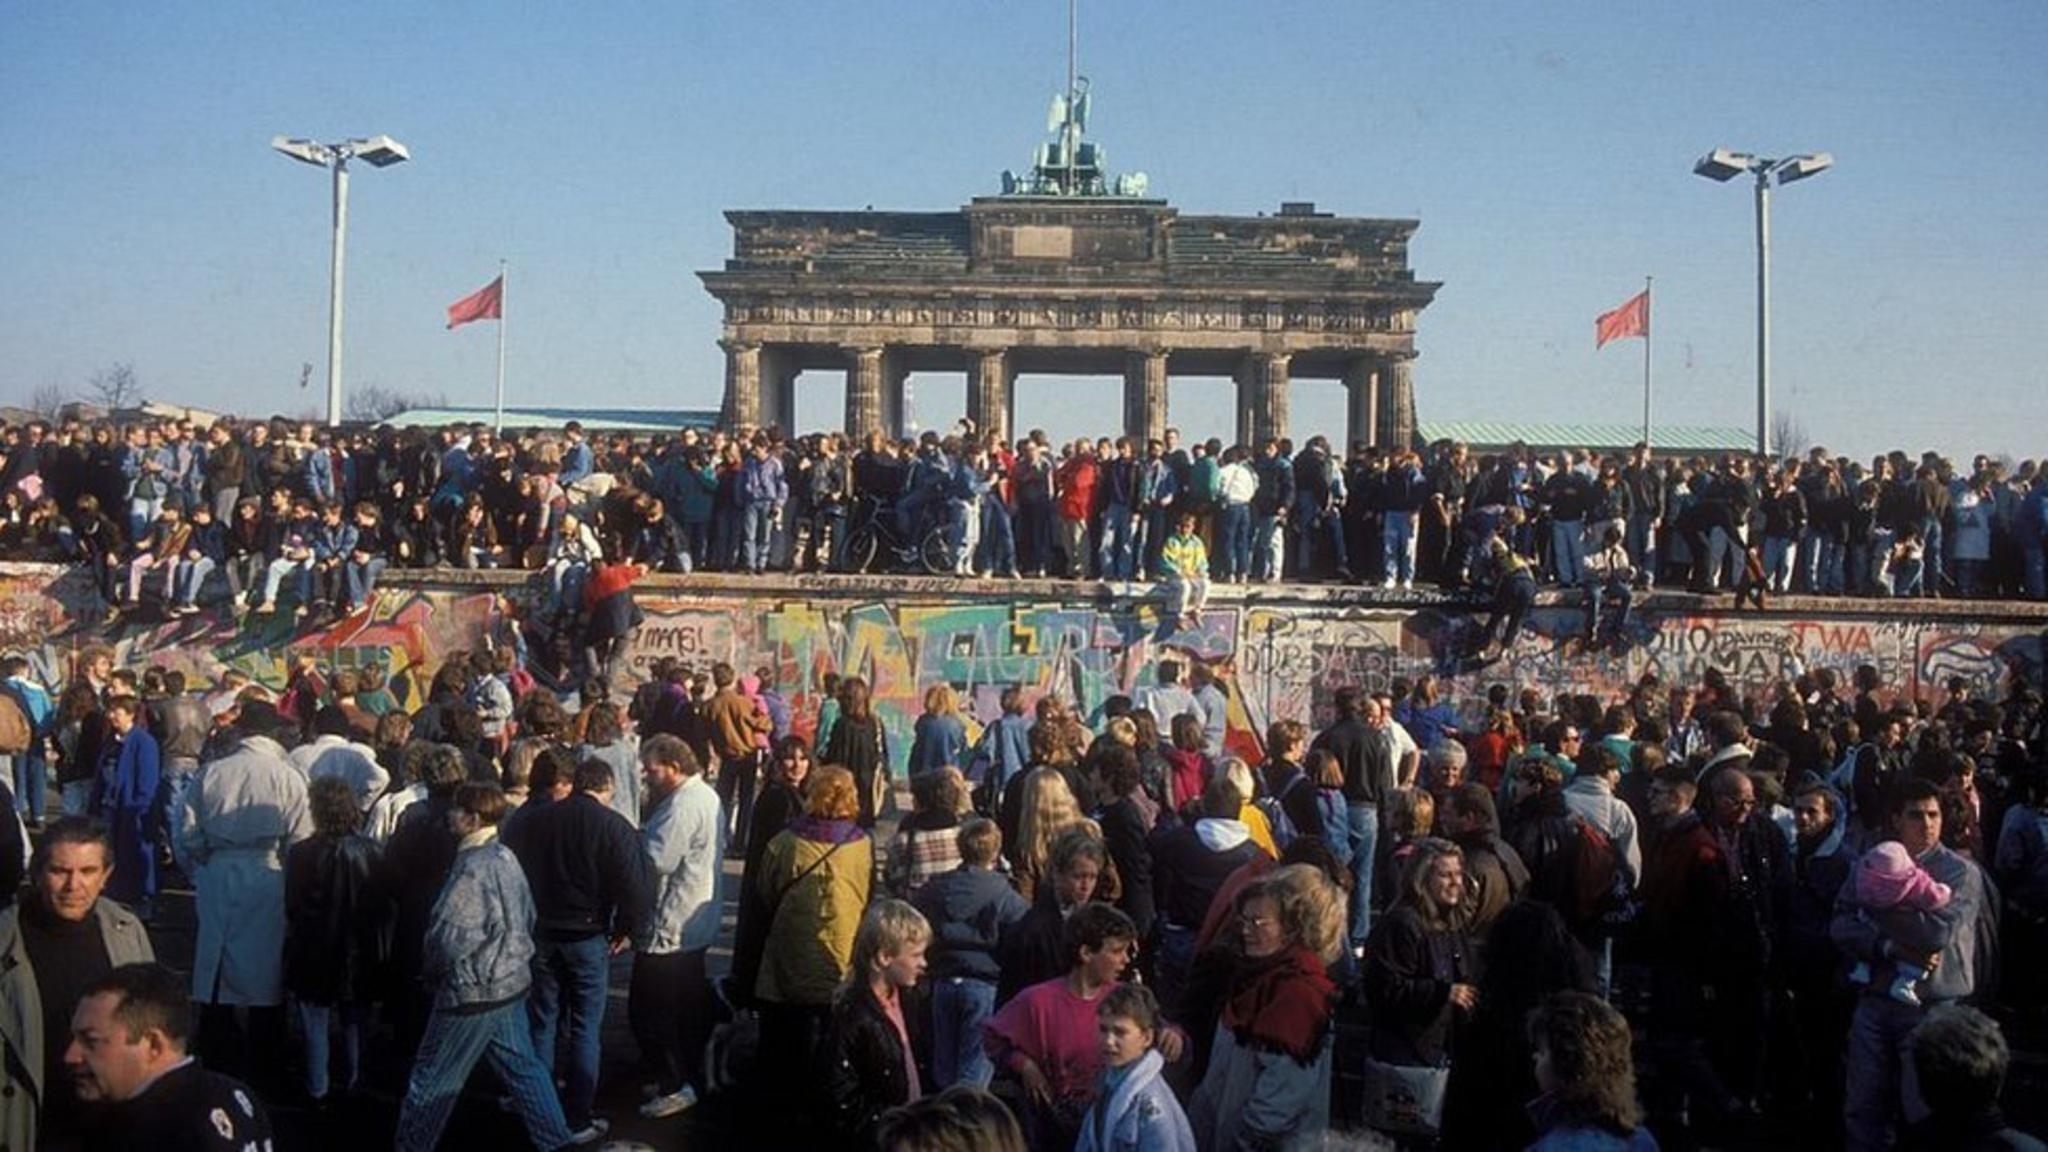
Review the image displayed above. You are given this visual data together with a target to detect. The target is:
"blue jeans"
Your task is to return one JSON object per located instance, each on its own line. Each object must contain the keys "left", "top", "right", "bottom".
{"left": 2024, "top": 538, "right": 2046, "bottom": 599}
{"left": 1919, "top": 517, "right": 1944, "bottom": 592}
{"left": 930, "top": 976, "right": 998, "bottom": 1089}
{"left": 1346, "top": 802, "right": 1380, "bottom": 948}
{"left": 1099, "top": 503, "right": 1138, "bottom": 579}
{"left": 1843, "top": 995, "right": 1928, "bottom": 1152}
{"left": 298, "top": 999, "right": 366, "bottom": 1099}
{"left": 9, "top": 750, "right": 45, "bottom": 824}
{"left": 743, "top": 504, "right": 777, "bottom": 572}
{"left": 1293, "top": 503, "right": 1348, "bottom": 578}
{"left": 528, "top": 935, "right": 609, "bottom": 1129}
{"left": 1798, "top": 527, "right": 1827, "bottom": 591}
{"left": 1763, "top": 536, "right": 1798, "bottom": 592}
{"left": 1627, "top": 514, "right": 1658, "bottom": 584}
{"left": 172, "top": 557, "right": 215, "bottom": 606}
{"left": 344, "top": 558, "right": 384, "bottom": 608}
{"left": 1251, "top": 513, "right": 1281, "bottom": 581}
{"left": 1216, "top": 503, "right": 1251, "bottom": 580}
{"left": 260, "top": 557, "right": 311, "bottom": 606}
{"left": 1382, "top": 510, "right": 1418, "bottom": 585}
{"left": 1550, "top": 519, "right": 1586, "bottom": 586}
{"left": 397, "top": 997, "right": 573, "bottom": 1152}
{"left": 978, "top": 501, "right": 1016, "bottom": 575}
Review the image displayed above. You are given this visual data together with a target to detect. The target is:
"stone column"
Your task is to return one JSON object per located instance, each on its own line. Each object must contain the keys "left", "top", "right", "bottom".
{"left": 1344, "top": 356, "right": 1380, "bottom": 449}
{"left": 846, "top": 347, "right": 884, "bottom": 439}
{"left": 720, "top": 339, "right": 761, "bottom": 430}
{"left": 1123, "top": 349, "right": 1168, "bottom": 443}
{"left": 1378, "top": 354, "right": 1417, "bottom": 451}
{"left": 761, "top": 347, "right": 798, "bottom": 434}
{"left": 967, "top": 349, "right": 1013, "bottom": 442}
{"left": 882, "top": 353, "right": 911, "bottom": 439}
{"left": 1235, "top": 352, "right": 1290, "bottom": 447}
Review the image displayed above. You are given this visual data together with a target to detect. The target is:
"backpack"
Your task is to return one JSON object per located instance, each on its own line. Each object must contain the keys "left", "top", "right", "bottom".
{"left": 1567, "top": 815, "right": 1629, "bottom": 931}
{"left": 1257, "top": 774, "right": 1308, "bottom": 852}
{"left": 0, "top": 690, "right": 29, "bottom": 755}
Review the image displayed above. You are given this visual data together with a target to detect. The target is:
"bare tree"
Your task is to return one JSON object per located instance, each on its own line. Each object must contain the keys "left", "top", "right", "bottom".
{"left": 86, "top": 361, "right": 142, "bottom": 410}
{"left": 1770, "top": 408, "right": 1810, "bottom": 461}
{"left": 28, "top": 381, "right": 70, "bottom": 420}
{"left": 346, "top": 385, "right": 448, "bottom": 423}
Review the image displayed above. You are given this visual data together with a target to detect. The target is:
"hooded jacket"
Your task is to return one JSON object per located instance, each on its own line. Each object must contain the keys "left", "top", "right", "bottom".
{"left": 916, "top": 864, "right": 1029, "bottom": 984}
{"left": 1149, "top": 817, "right": 1259, "bottom": 930}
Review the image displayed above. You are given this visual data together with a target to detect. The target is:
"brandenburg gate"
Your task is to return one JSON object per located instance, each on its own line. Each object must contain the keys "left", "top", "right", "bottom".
{"left": 700, "top": 91, "right": 1439, "bottom": 449}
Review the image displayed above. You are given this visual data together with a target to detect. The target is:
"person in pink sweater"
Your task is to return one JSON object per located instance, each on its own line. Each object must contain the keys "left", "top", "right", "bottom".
{"left": 983, "top": 903, "right": 1137, "bottom": 1151}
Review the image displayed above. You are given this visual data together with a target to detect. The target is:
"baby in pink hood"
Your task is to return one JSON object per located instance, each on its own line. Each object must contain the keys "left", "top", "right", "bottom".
{"left": 1847, "top": 840, "right": 1952, "bottom": 1005}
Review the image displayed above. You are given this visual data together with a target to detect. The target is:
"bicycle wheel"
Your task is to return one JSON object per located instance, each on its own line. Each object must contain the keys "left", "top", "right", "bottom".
{"left": 918, "top": 527, "right": 956, "bottom": 576}
{"left": 844, "top": 525, "right": 881, "bottom": 574}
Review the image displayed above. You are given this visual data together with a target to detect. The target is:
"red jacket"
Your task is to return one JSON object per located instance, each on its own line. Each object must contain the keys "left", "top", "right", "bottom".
{"left": 1055, "top": 456, "right": 1099, "bottom": 522}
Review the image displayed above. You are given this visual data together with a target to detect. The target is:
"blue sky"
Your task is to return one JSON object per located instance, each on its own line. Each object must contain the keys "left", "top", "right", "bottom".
{"left": 3, "top": 2, "right": 2043, "bottom": 459}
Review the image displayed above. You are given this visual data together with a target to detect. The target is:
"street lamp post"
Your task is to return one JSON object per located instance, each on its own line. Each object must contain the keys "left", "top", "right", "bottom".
{"left": 1692, "top": 147, "right": 1832, "bottom": 458}
{"left": 272, "top": 134, "right": 411, "bottom": 427}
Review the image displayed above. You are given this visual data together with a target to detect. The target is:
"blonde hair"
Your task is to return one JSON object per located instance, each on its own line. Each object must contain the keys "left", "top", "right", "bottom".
{"left": 1106, "top": 716, "right": 1138, "bottom": 747}
{"left": 1215, "top": 757, "right": 1257, "bottom": 804}
{"left": 1015, "top": 768, "right": 1083, "bottom": 891}
{"left": 924, "top": 683, "right": 959, "bottom": 717}
{"left": 843, "top": 897, "right": 930, "bottom": 996}
{"left": 1386, "top": 787, "right": 1436, "bottom": 840}
{"left": 1239, "top": 864, "right": 1347, "bottom": 966}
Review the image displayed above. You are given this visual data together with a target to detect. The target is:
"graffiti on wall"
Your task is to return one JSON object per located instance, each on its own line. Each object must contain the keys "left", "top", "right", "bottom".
{"left": 1, "top": 564, "right": 2040, "bottom": 774}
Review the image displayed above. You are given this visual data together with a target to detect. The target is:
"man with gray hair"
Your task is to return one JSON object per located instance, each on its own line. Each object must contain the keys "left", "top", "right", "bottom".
{"left": 1902, "top": 1005, "right": 2045, "bottom": 1150}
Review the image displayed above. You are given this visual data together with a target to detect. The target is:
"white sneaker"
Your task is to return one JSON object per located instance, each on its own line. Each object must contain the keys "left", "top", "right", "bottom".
{"left": 639, "top": 1084, "right": 698, "bottom": 1119}
{"left": 567, "top": 1118, "right": 610, "bottom": 1145}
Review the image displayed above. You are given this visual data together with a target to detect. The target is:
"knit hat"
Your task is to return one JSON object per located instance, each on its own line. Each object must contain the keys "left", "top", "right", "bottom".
{"left": 1854, "top": 840, "right": 1951, "bottom": 912}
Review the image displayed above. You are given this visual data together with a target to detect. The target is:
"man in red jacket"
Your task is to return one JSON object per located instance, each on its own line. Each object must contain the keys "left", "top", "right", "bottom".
{"left": 1053, "top": 440, "right": 1100, "bottom": 580}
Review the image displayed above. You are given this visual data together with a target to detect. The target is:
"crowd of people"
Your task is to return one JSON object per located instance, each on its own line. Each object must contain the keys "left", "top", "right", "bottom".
{"left": 3, "top": 412, "right": 2046, "bottom": 625}
{"left": 0, "top": 623, "right": 2045, "bottom": 1151}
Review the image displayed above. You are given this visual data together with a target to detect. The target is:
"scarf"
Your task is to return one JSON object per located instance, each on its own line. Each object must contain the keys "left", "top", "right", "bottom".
{"left": 1219, "top": 945, "right": 1337, "bottom": 1064}
{"left": 791, "top": 815, "right": 865, "bottom": 845}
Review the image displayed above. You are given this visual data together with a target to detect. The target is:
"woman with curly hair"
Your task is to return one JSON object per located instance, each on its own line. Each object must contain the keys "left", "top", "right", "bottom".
{"left": 755, "top": 765, "right": 874, "bottom": 1086}
{"left": 1525, "top": 990, "right": 1657, "bottom": 1151}
{"left": 1187, "top": 864, "right": 1344, "bottom": 1150}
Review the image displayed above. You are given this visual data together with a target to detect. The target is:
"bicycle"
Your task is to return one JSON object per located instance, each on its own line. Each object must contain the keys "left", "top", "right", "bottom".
{"left": 840, "top": 496, "right": 960, "bottom": 575}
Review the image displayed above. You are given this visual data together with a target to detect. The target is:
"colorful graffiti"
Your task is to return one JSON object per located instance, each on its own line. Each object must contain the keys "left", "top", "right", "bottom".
{"left": 2, "top": 563, "right": 2041, "bottom": 774}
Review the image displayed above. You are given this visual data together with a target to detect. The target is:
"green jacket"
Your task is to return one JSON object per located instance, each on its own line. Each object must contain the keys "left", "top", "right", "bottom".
{"left": 0, "top": 898, "right": 155, "bottom": 1152}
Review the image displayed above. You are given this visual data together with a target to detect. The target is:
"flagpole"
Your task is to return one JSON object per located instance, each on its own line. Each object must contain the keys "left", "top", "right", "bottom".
{"left": 494, "top": 260, "right": 507, "bottom": 435}
{"left": 1641, "top": 275, "right": 1653, "bottom": 449}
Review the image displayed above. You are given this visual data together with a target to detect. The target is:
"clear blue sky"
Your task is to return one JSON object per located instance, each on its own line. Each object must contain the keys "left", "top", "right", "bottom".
{"left": 3, "top": 2, "right": 2044, "bottom": 460}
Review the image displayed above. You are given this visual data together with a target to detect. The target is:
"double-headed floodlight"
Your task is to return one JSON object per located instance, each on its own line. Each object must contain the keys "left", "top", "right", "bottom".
{"left": 271, "top": 134, "right": 412, "bottom": 427}
{"left": 1692, "top": 147, "right": 1834, "bottom": 457}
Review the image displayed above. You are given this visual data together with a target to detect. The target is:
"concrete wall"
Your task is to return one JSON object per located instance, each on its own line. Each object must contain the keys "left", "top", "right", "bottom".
{"left": 6, "top": 564, "right": 2042, "bottom": 775}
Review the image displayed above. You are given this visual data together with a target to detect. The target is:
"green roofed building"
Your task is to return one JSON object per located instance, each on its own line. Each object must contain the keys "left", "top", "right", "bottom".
{"left": 1415, "top": 421, "right": 1753, "bottom": 457}
{"left": 383, "top": 406, "right": 719, "bottom": 434}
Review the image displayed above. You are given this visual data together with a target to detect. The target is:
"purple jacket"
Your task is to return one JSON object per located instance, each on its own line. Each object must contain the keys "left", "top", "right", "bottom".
{"left": 741, "top": 455, "right": 787, "bottom": 508}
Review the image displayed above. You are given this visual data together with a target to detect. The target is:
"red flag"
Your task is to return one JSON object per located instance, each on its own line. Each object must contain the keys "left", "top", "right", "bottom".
{"left": 1595, "top": 289, "right": 1649, "bottom": 348}
{"left": 445, "top": 276, "right": 503, "bottom": 329}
